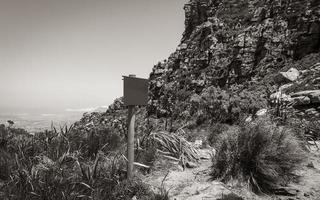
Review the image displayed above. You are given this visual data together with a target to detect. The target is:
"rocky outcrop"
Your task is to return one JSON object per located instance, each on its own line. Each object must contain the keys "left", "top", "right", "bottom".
{"left": 148, "top": 0, "right": 320, "bottom": 125}
{"left": 77, "top": 1, "right": 320, "bottom": 130}
{"left": 271, "top": 61, "right": 320, "bottom": 119}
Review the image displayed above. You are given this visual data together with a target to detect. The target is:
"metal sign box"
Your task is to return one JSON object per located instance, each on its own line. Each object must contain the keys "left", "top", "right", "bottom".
{"left": 123, "top": 76, "right": 149, "bottom": 106}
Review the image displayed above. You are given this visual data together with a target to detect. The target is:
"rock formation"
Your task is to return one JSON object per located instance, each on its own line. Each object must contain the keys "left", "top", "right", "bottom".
{"left": 148, "top": 0, "right": 320, "bottom": 126}
{"left": 76, "top": 0, "right": 320, "bottom": 130}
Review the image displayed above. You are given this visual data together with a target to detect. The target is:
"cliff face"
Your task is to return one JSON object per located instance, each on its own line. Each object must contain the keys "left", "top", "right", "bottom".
{"left": 148, "top": 0, "right": 320, "bottom": 125}
{"left": 75, "top": 0, "right": 320, "bottom": 131}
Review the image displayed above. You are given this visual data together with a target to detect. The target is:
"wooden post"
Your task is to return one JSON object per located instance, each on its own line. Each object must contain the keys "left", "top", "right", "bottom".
{"left": 127, "top": 74, "right": 136, "bottom": 179}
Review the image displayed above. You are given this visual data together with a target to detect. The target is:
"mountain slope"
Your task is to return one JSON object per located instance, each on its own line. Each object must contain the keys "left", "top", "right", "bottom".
{"left": 75, "top": 0, "right": 320, "bottom": 131}
{"left": 148, "top": 0, "right": 320, "bottom": 126}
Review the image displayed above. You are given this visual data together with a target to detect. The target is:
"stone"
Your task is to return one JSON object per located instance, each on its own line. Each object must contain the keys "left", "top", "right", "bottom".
{"left": 256, "top": 108, "right": 267, "bottom": 116}
{"left": 186, "top": 161, "right": 198, "bottom": 168}
{"left": 291, "top": 90, "right": 319, "bottom": 97}
{"left": 292, "top": 96, "right": 311, "bottom": 106}
{"left": 245, "top": 115, "right": 253, "bottom": 122}
{"left": 177, "top": 43, "right": 188, "bottom": 50}
{"left": 154, "top": 68, "right": 165, "bottom": 75}
{"left": 270, "top": 92, "right": 292, "bottom": 103}
{"left": 291, "top": 90, "right": 320, "bottom": 103}
{"left": 212, "top": 148, "right": 216, "bottom": 156}
{"left": 274, "top": 68, "right": 300, "bottom": 83}
{"left": 279, "top": 83, "right": 293, "bottom": 91}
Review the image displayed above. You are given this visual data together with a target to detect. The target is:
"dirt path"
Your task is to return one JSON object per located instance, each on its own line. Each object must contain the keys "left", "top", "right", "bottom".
{"left": 143, "top": 145, "right": 320, "bottom": 200}
{"left": 286, "top": 147, "right": 320, "bottom": 200}
{"left": 144, "top": 149, "right": 233, "bottom": 200}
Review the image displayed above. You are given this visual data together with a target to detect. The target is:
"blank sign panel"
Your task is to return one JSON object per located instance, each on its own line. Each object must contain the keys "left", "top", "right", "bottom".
{"left": 123, "top": 76, "right": 149, "bottom": 106}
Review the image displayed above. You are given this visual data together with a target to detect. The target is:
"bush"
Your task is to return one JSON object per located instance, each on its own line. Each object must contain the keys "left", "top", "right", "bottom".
{"left": 81, "top": 128, "right": 122, "bottom": 157}
{"left": 207, "top": 123, "right": 229, "bottom": 146}
{"left": 211, "top": 118, "right": 306, "bottom": 193}
{"left": 111, "top": 178, "right": 153, "bottom": 200}
{"left": 0, "top": 123, "right": 165, "bottom": 200}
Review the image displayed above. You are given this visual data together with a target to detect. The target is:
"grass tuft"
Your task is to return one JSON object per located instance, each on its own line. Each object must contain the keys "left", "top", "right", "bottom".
{"left": 211, "top": 117, "right": 306, "bottom": 194}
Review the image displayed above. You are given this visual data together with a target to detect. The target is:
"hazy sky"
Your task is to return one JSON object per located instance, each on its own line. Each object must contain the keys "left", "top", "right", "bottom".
{"left": 0, "top": 0, "right": 187, "bottom": 114}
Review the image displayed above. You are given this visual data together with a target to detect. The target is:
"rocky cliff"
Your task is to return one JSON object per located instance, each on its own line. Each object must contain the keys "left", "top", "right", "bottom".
{"left": 76, "top": 0, "right": 320, "bottom": 131}
{"left": 148, "top": 0, "right": 320, "bottom": 126}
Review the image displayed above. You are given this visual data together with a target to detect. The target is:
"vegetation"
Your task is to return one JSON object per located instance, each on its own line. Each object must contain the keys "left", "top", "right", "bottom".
{"left": 211, "top": 117, "right": 306, "bottom": 194}
{"left": 0, "top": 124, "right": 167, "bottom": 200}
{"left": 199, "top": 84, "right": 269, "bottom": 125}
{"left": 146, "top": 131, "right": 199, "bottom": 162}
{"left": 207, "top": 123, "right": 229, "bottom": 146}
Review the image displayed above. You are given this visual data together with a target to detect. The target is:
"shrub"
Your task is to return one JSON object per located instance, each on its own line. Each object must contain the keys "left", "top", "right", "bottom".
{"left": 0, "top": 123, "right": 165, "bottom": 200}
{"left": 152, "top": 188, "right": 169, "bottom": 200}
{"left": 0, "top": 149, "right": 11, "bottom": 180}
{"left": 207, "top": 123, "right": 229, "bottom": 146}
{"left": 69, "top": 127, "right": 123, "bottom": 158}
{"left": 111, "top": 178, "right": 153, "bottom": 200}
{"left": 211, "top": 118, "right": 306, "bottom": 193}
{"left": 110, "top": 177, "right": 170, "bottom": 200}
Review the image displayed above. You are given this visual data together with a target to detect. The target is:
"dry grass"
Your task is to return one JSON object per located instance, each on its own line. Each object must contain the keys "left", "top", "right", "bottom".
{"left": 148, "top": 131, "right": 199, "bottom": 162}
{"left": 211, "top": 117, "right": 306, "bottom": 194}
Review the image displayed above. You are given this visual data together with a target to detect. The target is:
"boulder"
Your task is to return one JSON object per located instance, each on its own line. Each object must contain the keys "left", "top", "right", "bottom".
{"left": 274, "top": 68, "right": 300, "bottom": 84}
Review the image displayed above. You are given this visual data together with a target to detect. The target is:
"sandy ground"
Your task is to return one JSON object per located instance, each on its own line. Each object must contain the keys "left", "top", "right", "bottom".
{"left": 144, "top": 149, "right": 233, "bottom": 200}
{"left": 285, "top": 145, "right": 320, "bottom": 200}
{"left": 143, "top": 144, "right": 320, "bottom": 200}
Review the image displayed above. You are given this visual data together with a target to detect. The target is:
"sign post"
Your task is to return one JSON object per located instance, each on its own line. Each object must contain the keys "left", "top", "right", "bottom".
{"left": 127, "top": 104, "right": 135, "bottom": 178}
{"left": 123, "top": 74, "right": 148, "bottom": 179}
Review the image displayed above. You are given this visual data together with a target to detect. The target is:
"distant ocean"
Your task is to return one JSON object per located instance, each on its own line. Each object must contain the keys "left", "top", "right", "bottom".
{"left": 0, "top": 112, "right": 84, "bottom": 132}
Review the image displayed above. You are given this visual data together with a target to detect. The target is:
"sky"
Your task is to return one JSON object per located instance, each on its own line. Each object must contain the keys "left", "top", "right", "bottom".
{"left": 0, "top": 0, "right": 187, "bottom": 114}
